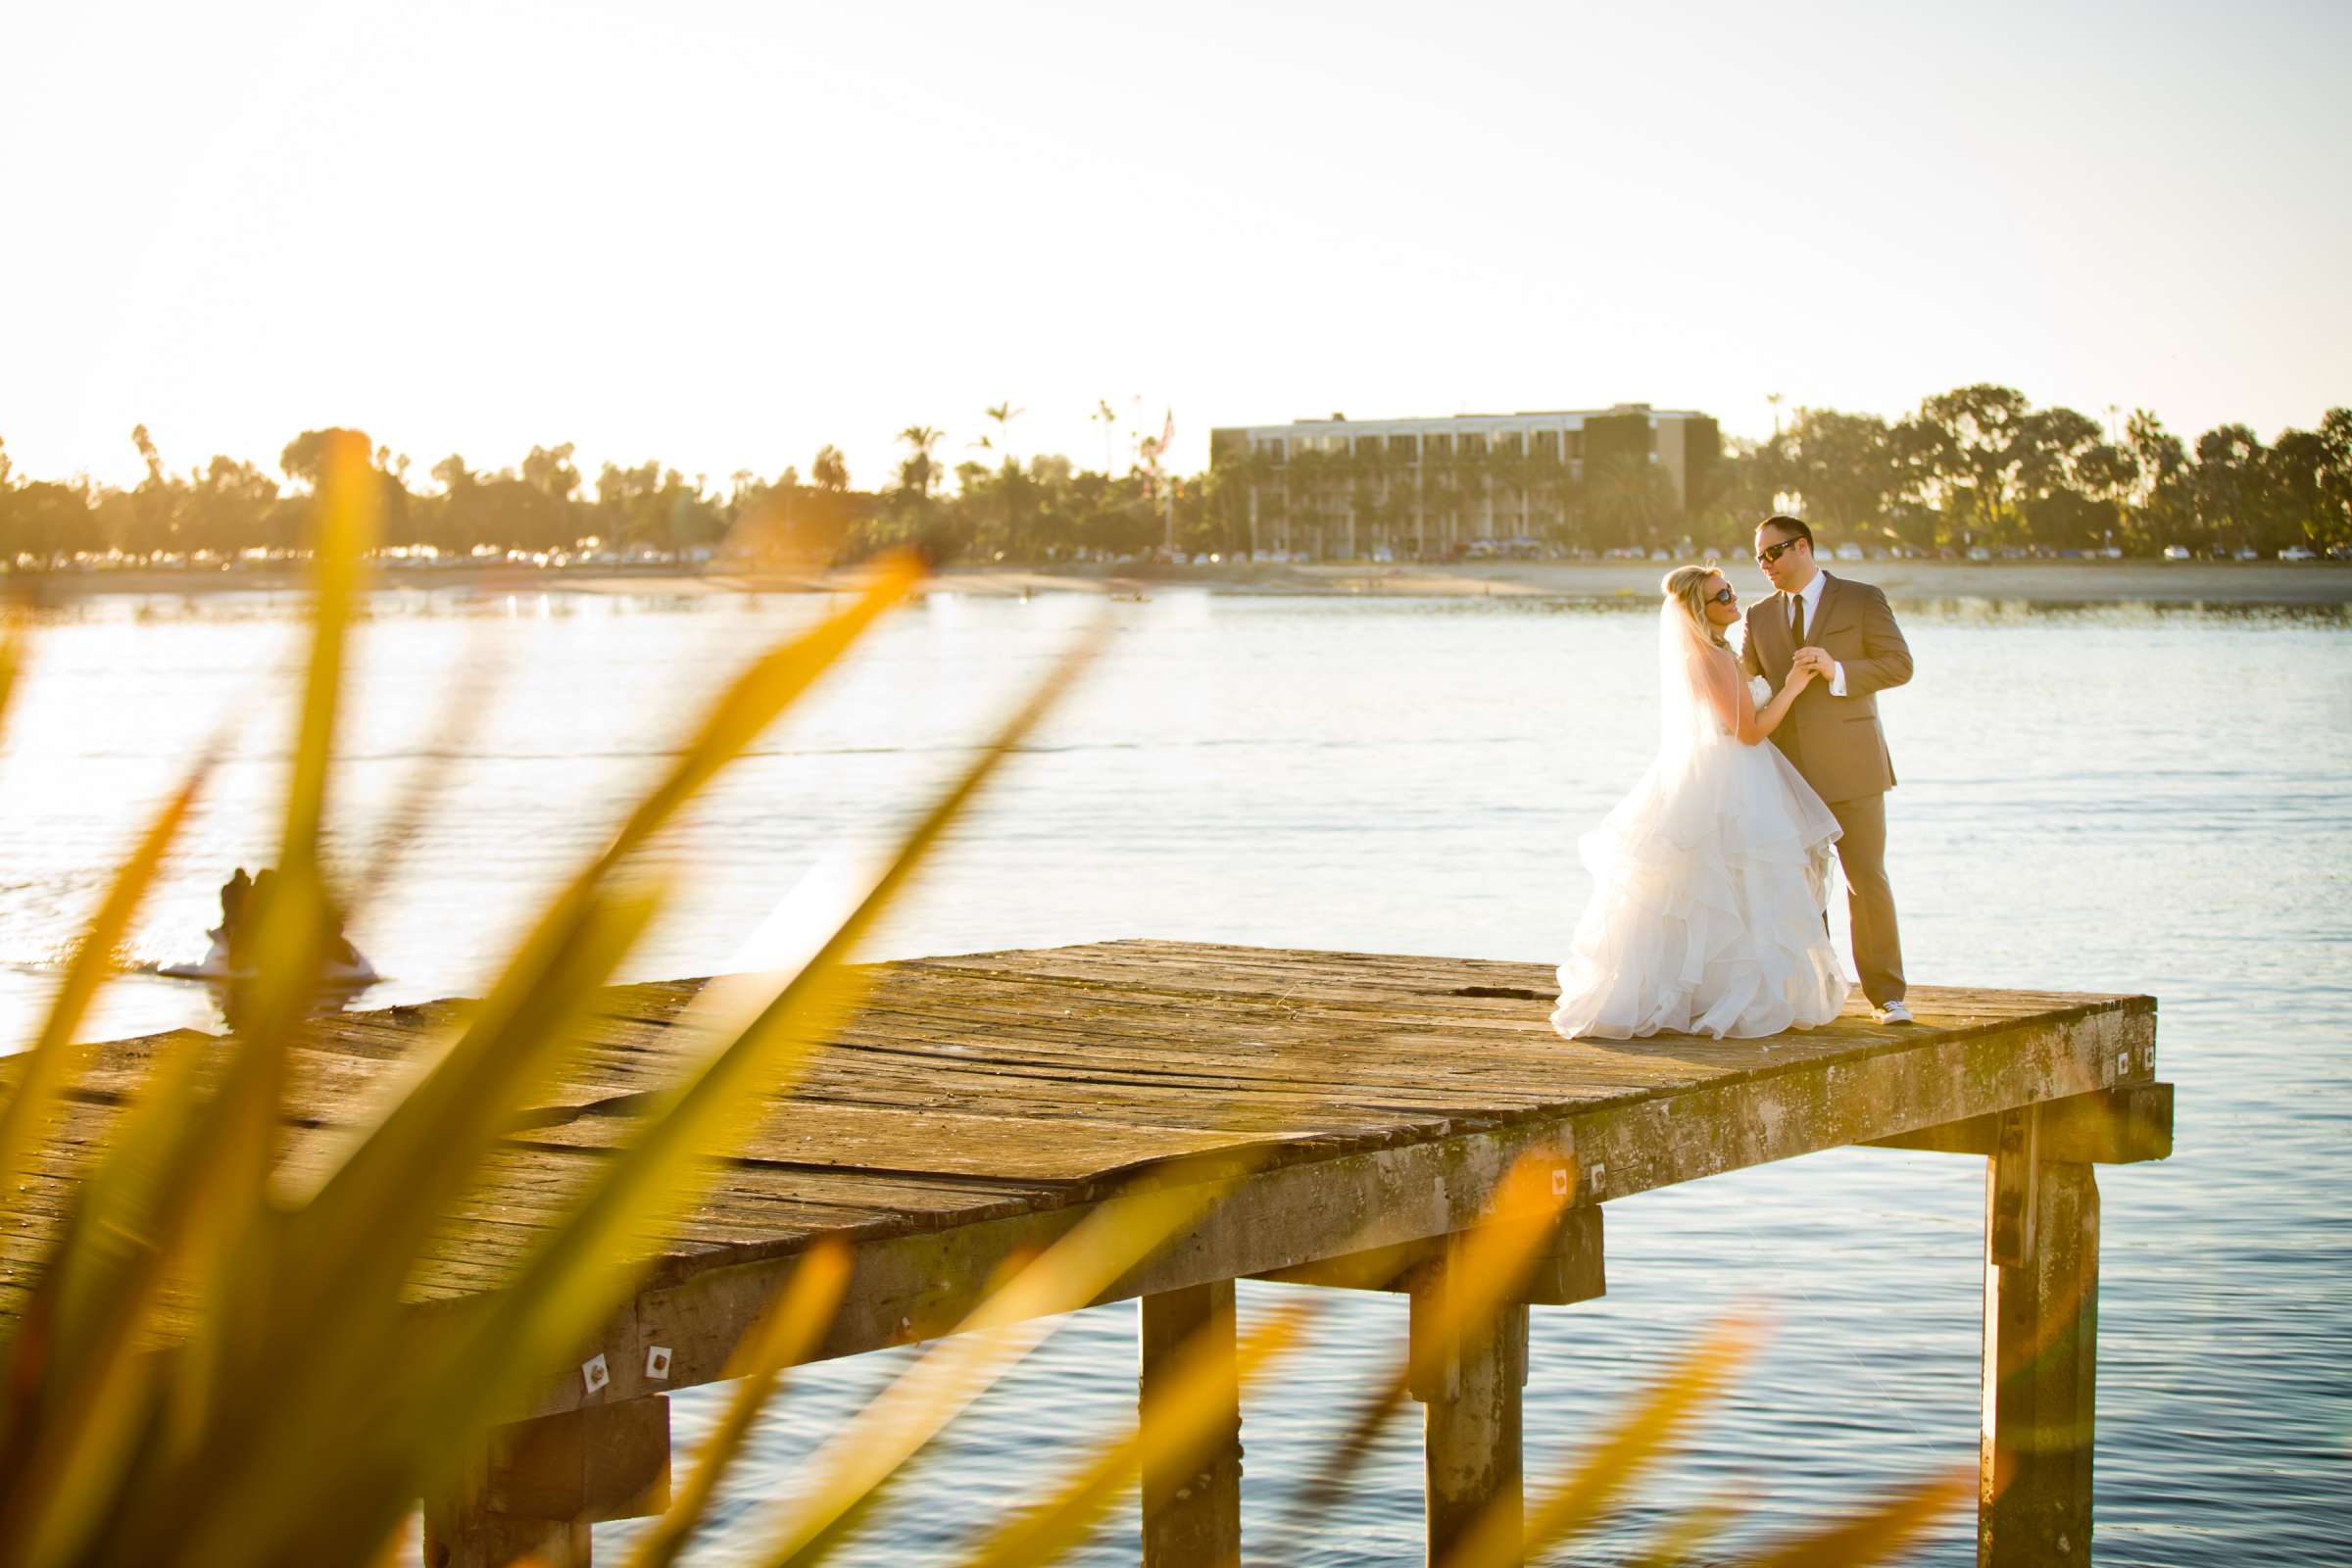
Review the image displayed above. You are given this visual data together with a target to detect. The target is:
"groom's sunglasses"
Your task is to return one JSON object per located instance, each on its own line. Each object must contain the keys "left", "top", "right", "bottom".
{"left": 1708, "top": 586, "right": 1737, "bottom": 605}
{"left": 1756, "top": 537, "right": 1807, "bottom": 564}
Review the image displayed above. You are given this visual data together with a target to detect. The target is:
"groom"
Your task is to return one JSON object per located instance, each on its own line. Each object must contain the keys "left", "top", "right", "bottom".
{"left": 1739, "top": 514, "right": 1916, "bottom": 1024}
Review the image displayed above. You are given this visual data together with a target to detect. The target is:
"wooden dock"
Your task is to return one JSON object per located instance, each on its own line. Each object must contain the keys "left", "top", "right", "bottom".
{"left": 14, "top": 942, "right": 2170, "bottom": 1566}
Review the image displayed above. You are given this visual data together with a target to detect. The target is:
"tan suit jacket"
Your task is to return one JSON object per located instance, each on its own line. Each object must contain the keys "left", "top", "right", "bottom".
{"left": 1739, "top": 572, "right": 1912, "bottom": 805}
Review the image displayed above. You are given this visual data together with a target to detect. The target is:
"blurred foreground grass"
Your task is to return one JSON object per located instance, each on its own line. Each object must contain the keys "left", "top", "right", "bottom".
{"left": 0, "top": 434, "right": 1964, "bottom": 1565}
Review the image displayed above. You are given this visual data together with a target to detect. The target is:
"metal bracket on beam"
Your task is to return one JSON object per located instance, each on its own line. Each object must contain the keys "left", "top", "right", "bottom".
{"left": 1863, "top": 1082, "right": 2172, "bottom": 1166}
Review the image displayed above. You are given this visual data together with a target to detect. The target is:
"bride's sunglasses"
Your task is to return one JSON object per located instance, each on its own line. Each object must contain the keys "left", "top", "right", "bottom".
{"left": 1708, "top": 585, "right": 1738, "bottom": 605}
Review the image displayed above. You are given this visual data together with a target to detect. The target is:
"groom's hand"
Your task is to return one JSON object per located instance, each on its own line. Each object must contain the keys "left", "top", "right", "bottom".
{"left": 1791, "top": 647, "right": 1829, "bottom": 677}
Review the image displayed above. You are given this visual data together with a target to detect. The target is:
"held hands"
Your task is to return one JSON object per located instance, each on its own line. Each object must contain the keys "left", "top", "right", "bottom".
{"left": 1789, "top": 647, "right": 1833, "bottom": 684}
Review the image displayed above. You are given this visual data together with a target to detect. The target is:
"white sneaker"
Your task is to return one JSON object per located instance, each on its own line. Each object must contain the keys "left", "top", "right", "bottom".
{"left": 1873, "top": 1000, "right": 1915, "bottom": 1026}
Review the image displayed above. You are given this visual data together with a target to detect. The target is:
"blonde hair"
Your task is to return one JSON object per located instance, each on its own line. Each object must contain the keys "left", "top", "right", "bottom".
{"left": 1661, "top": 564, "right": 1731, "bottom": 650}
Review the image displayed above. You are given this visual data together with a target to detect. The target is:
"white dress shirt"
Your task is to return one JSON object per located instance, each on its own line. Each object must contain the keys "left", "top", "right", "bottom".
{"left": 1785, "top": 571, "right": 1847, "bottom": 697}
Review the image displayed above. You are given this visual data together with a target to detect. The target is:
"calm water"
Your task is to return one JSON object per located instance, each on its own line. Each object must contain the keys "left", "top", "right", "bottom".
{"left": 2, "top": 586, "right": 2347, "bottom": 1565}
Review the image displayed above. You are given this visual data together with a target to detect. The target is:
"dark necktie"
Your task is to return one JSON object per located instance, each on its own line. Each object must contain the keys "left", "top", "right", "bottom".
{"left": 1788, "top": 592, "right": 1806, "bottom": 648}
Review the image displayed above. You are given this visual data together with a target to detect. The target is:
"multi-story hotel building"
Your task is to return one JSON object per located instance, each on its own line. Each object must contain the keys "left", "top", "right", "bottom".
{"left": 1207, "top": 404, "right": 1719, "bottom": 561}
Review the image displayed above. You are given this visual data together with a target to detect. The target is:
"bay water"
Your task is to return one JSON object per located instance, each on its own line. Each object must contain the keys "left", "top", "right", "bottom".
{"left": 1, "top": 584, "right": 2344, "bottom": 1564}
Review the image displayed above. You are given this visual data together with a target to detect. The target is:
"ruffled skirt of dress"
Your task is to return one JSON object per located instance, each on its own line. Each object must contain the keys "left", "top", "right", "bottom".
{"left": 1552, "top": 736, "right": 1852, "bottom": 1040}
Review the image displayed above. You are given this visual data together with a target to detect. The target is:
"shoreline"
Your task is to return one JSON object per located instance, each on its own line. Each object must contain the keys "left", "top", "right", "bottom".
{"left": 8, "top": 557, "right": 2349, "bottom": 609}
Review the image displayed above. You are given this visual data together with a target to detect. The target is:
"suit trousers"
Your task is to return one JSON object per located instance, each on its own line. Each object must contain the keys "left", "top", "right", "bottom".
{"left": 1827, "top": 793, "right": 1905, "bottom": 1006}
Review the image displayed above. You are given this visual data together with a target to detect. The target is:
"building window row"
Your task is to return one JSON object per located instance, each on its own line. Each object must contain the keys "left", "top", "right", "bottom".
{"left": 1251, "top": 431, "right": 1591, "bottom": 464}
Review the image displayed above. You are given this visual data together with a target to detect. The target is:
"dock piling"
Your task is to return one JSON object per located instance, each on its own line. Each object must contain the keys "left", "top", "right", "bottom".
{"left": 1139, "top": 1280, "right": 1245, "bottom": 1567}
{"left": 423, "top": 1396, "right": 672, "bottom": 1568}
{"left": 1980, "top": 1106, "right": 2101, "bottom": 1568}
{"left": 1411, "top": 1237, "right": 1529, "bottom": 1566}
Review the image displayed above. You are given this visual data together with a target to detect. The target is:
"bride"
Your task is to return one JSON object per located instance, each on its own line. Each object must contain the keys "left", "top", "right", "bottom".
{"left": 1552, "top": 565, "right": 1853, "bottom": 1041}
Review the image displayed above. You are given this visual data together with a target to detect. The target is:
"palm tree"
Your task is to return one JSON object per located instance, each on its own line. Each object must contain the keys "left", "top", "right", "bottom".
{"left": 985, "top": 402, "right": 1024, "bottom": 464}
{"left": 896, "top": 425, "right": 944, "bottom": 498}
{"left": 1091, "top": 401, "right": 1119, "bottom": 476}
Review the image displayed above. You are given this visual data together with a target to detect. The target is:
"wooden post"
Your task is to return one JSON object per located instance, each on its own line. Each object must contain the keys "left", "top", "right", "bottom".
{"left": 422, "top": 1506, "right": 587, "bottom": 1568}
{"left": 423, "top": 1396, "right": 672, "bottom": 1568}
{"left": 1139, "top": 1280, "right": 1243, "bottom": 1568}
{"left": 1981, "top": 1107, "right": 2100, "bottom": 1568}
{"left": 1411, "top": 1240, "right": 1527, "bottom": 1567}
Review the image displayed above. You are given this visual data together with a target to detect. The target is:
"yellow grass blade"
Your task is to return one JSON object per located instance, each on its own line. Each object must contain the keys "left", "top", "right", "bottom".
{"left": 0, "top": 754, "right": 211, "bottom": 1226}
{"left": 954, "top": 1298, "right": 1320, "bottom": 1568}
{"left": 622, "top": 1242, "right": 855, "bottom": 1568}
{"left": 159, "top": 871, "right": 332, "bottom": 1426}
{"left": 1724, "top": 1469, "right": 1972, "bottom": 1568}
{"left": 0, "top": 622, "right": 24, "bottom": 751}
{"left": 278, "top": 428, "right": 377, "bottom": 875}
{"left": 1620, "top": 1492, "right": 1746, "bottom": 1568}
{"left": 168, "top": 435, "right": 378, "bottom": 1441}
{"left": 1276, "top": 1154, "right": 1578, "bottom": 1536}
{"left": 1444, "top": 1314, "right": 1766, "bottom": 1568}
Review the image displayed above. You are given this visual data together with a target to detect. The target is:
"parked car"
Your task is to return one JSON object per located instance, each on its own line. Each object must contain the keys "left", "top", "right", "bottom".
{"left": 2162, "top": 545, "right": 2192, "bottom": 561}
{"left": 2279, "top": 546, "right": 2317, "bottom": 562}
{"left": 1966, "top": 546, "right": 1992, "bottom": 563}
{"left": 2232, "top": 548, "right": 2261, "bottom": 562}
{"left": 1835, "top": 543, "right": 1865, "bottom": 562}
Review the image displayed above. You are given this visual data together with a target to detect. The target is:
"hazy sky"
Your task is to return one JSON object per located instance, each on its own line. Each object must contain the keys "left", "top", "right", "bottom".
{"left": 6, "top": 0, "right": 2346, "bottom": 495}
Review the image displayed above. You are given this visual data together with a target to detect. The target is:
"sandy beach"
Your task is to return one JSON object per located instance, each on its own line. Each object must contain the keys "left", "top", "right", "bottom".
{"left": 8, "top": 556, "right": 2347, "bottom": 608}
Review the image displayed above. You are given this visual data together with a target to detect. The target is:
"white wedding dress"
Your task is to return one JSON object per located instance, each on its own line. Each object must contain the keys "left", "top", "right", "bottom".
{"left": 1551, "top": 611, "right": 1853, "bottom": 1041}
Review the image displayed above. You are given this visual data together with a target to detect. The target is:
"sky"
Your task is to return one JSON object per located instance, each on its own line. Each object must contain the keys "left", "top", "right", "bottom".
{"left": 5, "top": 0, "right": 2347, "bottom": 496}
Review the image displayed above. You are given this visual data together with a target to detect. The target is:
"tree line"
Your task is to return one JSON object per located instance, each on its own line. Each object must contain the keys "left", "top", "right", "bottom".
{"left": 0, "top": 419, "right": 1184, "bottom": 569}
{"left": 1716, "top": 387, "right": 2351, "bottom": 558}
{"left": 2, "top": 384, "right": 2345, "bottom": 571}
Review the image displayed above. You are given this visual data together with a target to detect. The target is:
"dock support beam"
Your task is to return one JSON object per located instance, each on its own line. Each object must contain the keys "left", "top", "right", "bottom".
{"left": 1139, "top": 1280, "right": 1244, "bottom": 1568}
{"left": 1263, "top": 1208, "right": 1600, "bottom": 1567}
{"left": 1980, "top": 1107, "right": 2100, "bottom": 1568}
{"left": 423, "top": 1396, "right": 672, "bottom": 1568}
{"left": 1411, "top": 1240, "right": 1530, "bottom": 1566}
